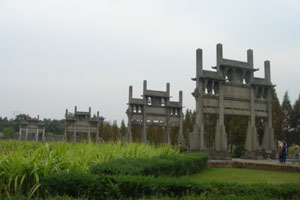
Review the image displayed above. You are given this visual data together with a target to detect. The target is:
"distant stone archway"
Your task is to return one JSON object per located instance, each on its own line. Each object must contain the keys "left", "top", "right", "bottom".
{"left": 190, "top": 44, "right": 276, "bottom": 159}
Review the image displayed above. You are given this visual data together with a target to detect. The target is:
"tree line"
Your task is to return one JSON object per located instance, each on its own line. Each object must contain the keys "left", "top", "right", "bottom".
{"left": 0, "top": 89, "right": 299, "bottom": 150}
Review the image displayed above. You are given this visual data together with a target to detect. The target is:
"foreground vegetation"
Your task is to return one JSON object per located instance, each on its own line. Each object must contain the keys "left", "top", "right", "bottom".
{"left": 1, "top": 140, "right": 300, "bottom": 199}
{"left": 0, "top": 140, "right": 178, "bottom": 198}
{"left": 189, "top": 168, "right": 300, "bottom": 184}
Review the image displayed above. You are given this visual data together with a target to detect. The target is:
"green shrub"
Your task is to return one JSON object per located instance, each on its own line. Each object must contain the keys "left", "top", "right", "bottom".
{"left": 0, "top": 140, "right": 178, "bottom": 197}
{"left": 41, "top": 172, "right": 211, "bottom": 199}
{"left": 41, "top": 172, "right": 300, "bottom": 199}
{"left": 41, "top": 172, "right": 120, "bottom": 199}
{"left": 89, "top": 153, "right": 208, "bottom": 177}
{"left": 2, "top": 127, "right": 15, "bottom": 139}
{"left": 138, "top": 195, "right": 276, "bottom": 200}
{"left": 176, "top": 145, "right": 189, "bottom": 153}
{"left": 232, "top": 145, "right": 245, "bottom": 158}
{"left": 4, "top": 196, "right": 87, "bottom": 200}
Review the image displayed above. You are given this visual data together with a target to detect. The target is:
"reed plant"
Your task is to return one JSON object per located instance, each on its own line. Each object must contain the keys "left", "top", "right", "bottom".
{"left": 0, "top": 140, "right": 178, "bottom": 198}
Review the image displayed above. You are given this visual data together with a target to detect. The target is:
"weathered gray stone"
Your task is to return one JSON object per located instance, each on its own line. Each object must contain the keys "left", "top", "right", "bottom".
{"left": 64, "top": 106, "right": 104, "bottom": 143}
{"left": 126, "top": 80, "right": 184, "bottom": 145}
{"left": 190, "top": 44, "right": 276, "bottom": 159}
{"left": 19, "top": 115, "right": 45, "bottom": 142}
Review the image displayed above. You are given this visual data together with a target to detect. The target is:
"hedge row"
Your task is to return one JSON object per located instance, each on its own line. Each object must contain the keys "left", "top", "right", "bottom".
{"left": 4, "top": 196, "right": 87, "bottom": 200}
{"left": 4, "top": 195, "right": 276, "bottom": 200}
{"left": 41, "top": 172, "right": 300, "bottom": 199}
{"left": 139, "top": 195, "right": 276, "bottom": 200}
{"left": 89, "top": 153, "right": 208, "bottom": 177}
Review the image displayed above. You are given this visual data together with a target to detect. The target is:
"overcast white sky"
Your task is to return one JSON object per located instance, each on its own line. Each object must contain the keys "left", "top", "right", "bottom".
{"left": 0, "top": 0, "right": 300, "bottom": 123}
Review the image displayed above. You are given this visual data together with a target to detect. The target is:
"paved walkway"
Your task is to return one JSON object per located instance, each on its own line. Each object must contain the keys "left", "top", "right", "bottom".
{"left": 233, "top": 158, "right": 300, "bottom": 165}
{"left": 207, "top": 159, "right": 300, "bottom": 172}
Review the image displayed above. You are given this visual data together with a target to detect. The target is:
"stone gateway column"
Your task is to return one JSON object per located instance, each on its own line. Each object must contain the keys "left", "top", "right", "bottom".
{"left": 262, "top": 61, "right": 275, "bottom": 151}
{"left": 19, "top": 127, "right": 22, "bottom": 140}
{"left": 35, "top": 127, "right": 39, "bottom": 141}
{"left": 190, "top": 48, "right": 206, "bottom": 151}
{"left": 126, "top": 86, "right": 133, "bottom": 142}
{"left": 142, "top": 80, "right": 147, "bottom": 144}
{"left": 177, "top": 91, "right": 185, "bottom": 146}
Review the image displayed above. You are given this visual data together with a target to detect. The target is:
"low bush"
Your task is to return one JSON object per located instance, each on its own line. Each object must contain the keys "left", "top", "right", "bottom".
{"left": 89, "top": 153, "right": 208, "bottom": 177}
{"left": 41, "top": 172, "right": 210, "bottom": 199}
{"left": 232, "top": 145, "right": 245, "bottom": 158}
{"left": 4, "top": 196, "right": 87, "bottom": 200}
{"left": 41, "top": 171, "right": 300, "bottom": 199}
{"left": 176, "top": 145, "right": 189, "bottom": 153}
{"left": 138, "top": 195, "right": 276, "bottom": 200}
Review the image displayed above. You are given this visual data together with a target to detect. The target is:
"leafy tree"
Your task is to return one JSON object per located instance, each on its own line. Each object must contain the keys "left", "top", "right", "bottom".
{"left": 170, "top": 127, "right": 179, "bottom": 145}
{"left": 132, "top": 124, "right": 142, "bottom": 142}
{"left": 291, "top": 94, "right": 300, "bottom": 145}
{"left": 272, "top": 89, "right": 284, "bottom": 142}
{"left": 204, "top": 114, "right": 216, "bottom": 149}
{"left": 281, "top": 91, "right": 293, "bottom": 144}
{"left": 44, "top": 119, "right": 64, "bottom": 135}
{"left": 2, "top": 127, "right": 15, "bottom": 139}
{"left": 111, "top": 121, "right": 120, "bottom": 141}
{"left": 225, "top": 115, "right": 247, "bottom": 153}
{"left": 120, "top": 120, "right": 127, "bottom": 140}
{"left": 183, "top": 109, "right": 194, "bottom": 145}
{"left": 0, "top": 117, "right": 10, "bottom": 132}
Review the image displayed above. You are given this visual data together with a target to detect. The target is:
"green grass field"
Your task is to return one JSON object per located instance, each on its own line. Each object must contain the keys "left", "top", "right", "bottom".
{"left": 189, "top": 168, "right": 300, "bottom": 184}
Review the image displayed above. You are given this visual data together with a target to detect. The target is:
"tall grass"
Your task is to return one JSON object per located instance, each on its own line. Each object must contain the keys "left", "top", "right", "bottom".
{"left": 0, "top": 140, "right": 179, "bottom": 198}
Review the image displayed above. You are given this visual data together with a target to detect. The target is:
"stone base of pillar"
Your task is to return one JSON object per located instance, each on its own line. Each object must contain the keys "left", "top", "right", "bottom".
{"left": 177, "top": 132, "right": 185, "bottom": 146}
{"left": 141, "top": 130, "right": 147, "bottom": 144}
{"left": 125, "top": 131, "right": 132, "bottom": 143}
{"left": 242, "top": 150, "right": 262, "bottom": 159}
{"left": 214, "top": 122, "right": 227, "bottom": 152}
{"left": 209, "top": 150, "right": 231, "bottom": 160}
{"left": 245, "top": 124, "right": 259, "bottom": 152}
{"left": 262, "top": 126, "right": 275, "bottom": 151}
{"left": 262, "top": 150, "right": 278, "bottom": 159}
{"left": 189, "top": 124, "right": 206, "bottom": 151}
{"left": 165, "top": 130, "right": 170, "bottom": 144}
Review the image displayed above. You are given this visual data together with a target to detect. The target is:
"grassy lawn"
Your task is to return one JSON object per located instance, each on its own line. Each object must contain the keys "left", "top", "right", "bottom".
{"left": 189, "top": 168, "right": 300, "bottom": 184}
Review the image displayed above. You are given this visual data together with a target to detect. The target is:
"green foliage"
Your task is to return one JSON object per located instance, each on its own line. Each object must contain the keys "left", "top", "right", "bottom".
{"left": 272, "top": 89, "right": 285, "bottom": 142}
{"left": 183, "top": 109, "right": 196, "bottom": 145}
{"left": 90, "top": 153, "right": 207, "bottom": 177}
{"left": 176, "top": 145, "right": 188, "bottom": 153}
{"left": 3, "top": 195, "right": 87, "bottom": 200}
{"left": 226, "top": 116, "right": 247, "bottom": 149}
{"left": 232, "top": 145, "right": 245, "bottom": 158}
{"left": 146, "top": 126, "right": 165, "bottom": 144}
{"left": 43, "top": 119, "right": 64, "bottom": 135}
{"left": 291, "top": 94, "right": 300, "bottom": 145}
{"left": 41, "top": 171, "right": 300, "bottom": 199}
{"left": 120, "top": 120, "right": 127, "bottom": 140}
{"left": 138, "top": 195, "right": 276, "bottom": 200}
{"left": 204, "top": 114, "right": 216, "bottom": 149}
{"left": 41, "top": 172, "right": 118, "bottom": 199}
{"left": 0, "top": 140, "right": 178, "bottom": 198}
{"left": 2, "top": 127, "right": 15, "bottom": 139}
{"left": 41, "top": 172, "right": 210, "bottom": 199}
